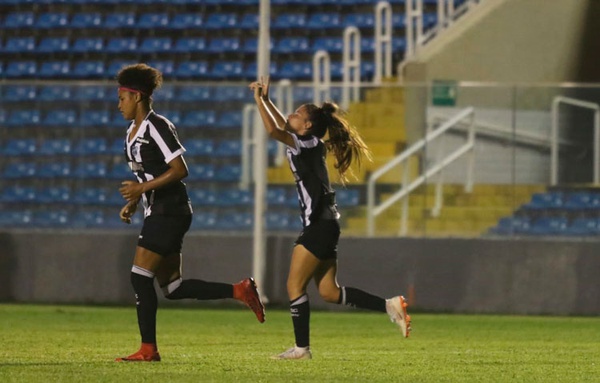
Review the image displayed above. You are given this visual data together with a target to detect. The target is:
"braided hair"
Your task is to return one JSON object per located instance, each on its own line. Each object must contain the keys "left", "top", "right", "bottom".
{"left": 304, "top": 102, "right": 372, "bottom": 185}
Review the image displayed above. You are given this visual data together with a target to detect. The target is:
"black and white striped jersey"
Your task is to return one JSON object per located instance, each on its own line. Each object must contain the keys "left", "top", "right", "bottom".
{"left": 124, "top": 110, "right": 192, "bottom": 217}
{"left": 286, "top": 132, "right": 340, "bottom": 227}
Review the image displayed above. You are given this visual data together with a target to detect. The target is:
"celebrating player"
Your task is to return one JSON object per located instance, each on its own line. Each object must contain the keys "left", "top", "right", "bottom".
{"left": 249, "top": 77, "right": 411, "bottom": 360}
{"left": 115, "top": 63, "right": 265, "bottom": 362}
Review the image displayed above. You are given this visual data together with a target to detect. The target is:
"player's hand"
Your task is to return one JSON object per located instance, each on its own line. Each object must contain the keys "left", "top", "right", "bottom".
{"left": 119, "top": 180, "right": 145, "bottom": 202}
{"left": 249, "top": 81, "right": 264, "bottom": 101}
{"left": 119, "top": 201, "right": 137, "bottom": 224}
{"left": 260, "top": 76, "right": 271, "bottom": 101}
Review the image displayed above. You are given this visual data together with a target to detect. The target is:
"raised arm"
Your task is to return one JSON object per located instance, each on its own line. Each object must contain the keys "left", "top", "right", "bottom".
{"left": 249, "top": 78, "right": 295, "bottom": 147}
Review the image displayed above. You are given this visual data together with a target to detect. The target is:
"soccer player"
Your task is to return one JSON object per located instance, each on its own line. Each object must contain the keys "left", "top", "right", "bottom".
{"left": 115, "top": 63, "right": 265, "bottom": 362}
{"left": 249, "top": 77, "right": 411, "bottom": 360}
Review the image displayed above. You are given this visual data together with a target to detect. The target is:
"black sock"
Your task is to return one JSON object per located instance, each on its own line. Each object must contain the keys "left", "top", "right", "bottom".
{"left": 338, "top": 286, "right": 386, "bottom": 313}
{"left": 131, "top": 271, "right": 157, "bottom": 344}
{"left": 290, "top": 294, "right": 310, "bottom": 348}
{"left": 165, "top": 279, "right": 233, "bottom": 300}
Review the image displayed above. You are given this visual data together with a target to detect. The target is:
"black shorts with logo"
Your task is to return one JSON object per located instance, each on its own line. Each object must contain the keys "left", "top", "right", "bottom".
{"left": 138, "top": 214, "right": 192, "bottom": 256}
{"left": 294, "top": 219, "right": 341, "bottom": 260}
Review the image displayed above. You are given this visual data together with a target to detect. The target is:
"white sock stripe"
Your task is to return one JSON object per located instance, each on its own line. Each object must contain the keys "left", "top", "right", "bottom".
{"left": 131, "top": 265, "right": 155, "bottom": 278}
{"left": 341, "top": 286, "right": 347, "bottom": 305}
{"left": 291, "top": 294, "right": 308, "bottom": 306}
{"left": 162, "top": 277, "right": 182, "bottom": 296}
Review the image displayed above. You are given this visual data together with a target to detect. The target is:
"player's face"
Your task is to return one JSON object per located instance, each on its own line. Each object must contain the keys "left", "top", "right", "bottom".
{"left": 285, "top": 106, "right": 311, "bottom": 135}
{"left": 118, "top": 90, "right": 138, "bottom": 121}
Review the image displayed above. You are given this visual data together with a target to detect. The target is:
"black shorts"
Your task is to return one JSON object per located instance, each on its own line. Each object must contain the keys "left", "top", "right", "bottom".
{"left": 294, "top": 219, "right": 341, "bottom": 260}
{"left": 138, "top": 214, "right": 192, "bottom": 256}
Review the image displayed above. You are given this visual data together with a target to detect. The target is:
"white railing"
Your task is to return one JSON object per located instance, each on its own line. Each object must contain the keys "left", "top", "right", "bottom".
{"left": 342, "top": 26, "right": 361, "bottom": 109}
{"left": 374, "top": 1, "right": 392, "bottom": 85}
{"left": 550, "top": 96, "right": 600, "bottom": 185}
{"left": 367, "top": 107, "right": 476, "bottom": 236}
{"left": 313, "top": 50, "right": 331, "bottom": 105}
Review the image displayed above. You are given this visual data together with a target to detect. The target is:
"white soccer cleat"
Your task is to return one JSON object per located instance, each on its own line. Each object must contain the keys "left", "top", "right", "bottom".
{"left": 271, "top": 345, "right": 312, "bottom": 360}
{"left": 386, "top": 295, "right": 411, "bottom": 338}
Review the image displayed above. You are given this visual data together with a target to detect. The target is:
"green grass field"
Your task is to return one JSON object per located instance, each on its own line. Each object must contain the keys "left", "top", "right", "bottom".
{"left": 0, "top": 304, "right": 598, "bottom": 382}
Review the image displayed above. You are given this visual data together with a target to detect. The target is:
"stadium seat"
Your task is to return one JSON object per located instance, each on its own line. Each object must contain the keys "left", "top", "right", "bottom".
{"left": 42, "top": 110, "right": 77, "bottom": 126}
{"left": 104, "top": 189, "right": 125, "bottom": 206}
{"left": 180, "top": 110, "right": 216, "bottom": 128}
{"left": 278, "top": 62, "right": 312, "bottom": 80}
{"left": 527, "top": 217, "right": 568, "bottom": 235}
{"left": 177, "top": 86, "right": 212, "bottom": 102}
{"left": 312, "top": 37, "right": 344, "bottom": 53}
{"left": 70, "top": 37, "right": 105, "bottom": 53}
{"left": 0, "top": 210, "right": 33, "bottom": 228}
{"left": 204, "top": 13, "right": 237, "bottom": 30}
{"left": 185, "top": 139, "right": 214, "bottom": 156}
{"left": 72, "top": 61, "right": 105, "bottom": 78}
{"left": 214, "top": 164, "right": 241, "bottom": 182}
{"left": 107, "top": 138, "right": 125, "bottom": 155}
{"left": 80, "top": 110, "right": 111, "bottom": 127}
{"left": 564, "top": 217, "right": 600, "bottom": 236}
{"left": 105, "top": 37, "right": 138, "bottom": 53}
{"left": 215, "top": 188, "right": 253, "bottom": 206}
{"left": 243, "top": 62, "right": 278, "bottom": 80}
{"left": 4, "top": 61, "right": 37, "bottom": 78}
{"left": 173, "top": 37, "right": 206, "bottom": 53}
{"left": 160, "top": 110, "right": 181, "bottom": 125}
{"left": 361, "top": 37, "right": 376, "bottom": 53}
{"left": 488, "top": 216, "right": 531, "bottom": 235}
{"left": 72, "top": 161, "right": 108, "bottom": 179}
{"left": 273, "top": 37, "right": 310, "bottom": 54}
{"left": 563, "top": 192, "right": 600, "bottom": 211}
{"left": 6, "top": 109, "right": 40, "bottom": 126}
{"left": 3, "top": 37, "right": 36, "bottom": 53}
{"left": 138, "top": 13, "right": 170, "bottom": 29}
{"left": 39, "top": 139, "right": 72, "bottom": 155}
{"left": 3, "top": 12, "right": 35, "bottom": 29}
{"left": 522, "top": 192, "right": 564, "bottom": 210}
{"left": 37, "top": 161, "right": 71, "bottom": 178}
{"left": 214, "top": 111, "right": 243, "bottom": 129}
{"left": 106, "top": 60, "right": 131, "bottom": 77}
{"left": 0, "top": 185, "right": 36, "bottom": 203}
{"left": 336, "top": 189, "right": 360, "bottom": 207}
{"left": 239, "top": 13, "right": 259, "bottom": 29}
{"left": 3, "top": 85, "right": 36, "bottom": 102}
{"left": 37, "top": 186, "right": 71, "bottom": 204}
{"left": 306, "top": 13, "right": 341, "bottom": 29}
{"left": 168, "top": 13, "right": 203, "bottom": 30}
{"left": 174, "top": 61, "right": 209, "bottom": 79}
{"left": 139, "top": 37, "right": 172, "bottom": 53}
{"left": 34, "top": 12, "right": 69, "bottom": 29}
{"left": 267, "top": 187, "right": 288, "bottom": 206}
{"left": 266, "top": 211, "right": 291, "bottom": 231}
{"left": 38, "top": 61, "right": 71, "bottom": 78}
{"left": 213, "top": 86, "right": 247, "bottom": 102}
{"left": 187, "top": 163, "right": 215, "bottom": 181}
{"left": 2, "top": 138, "right": 36, "bottom": 156}
{"left": 37, "top": 37, "right": 69, "bottom": 53}
{"left": 103, "top": 12, "right": 136, "bottom": 29}
{"left": 39, "top": 85, "right": 72, "bottom": 101}
{"left": 214, "top": 140, "right": 242, "bottom": 157}
{"left": 215, "top": 212, "right": 252, "bottom": 230}
{"left": 190, "top": 211, "right": 218, "bottom": 230}
{"left": 147, "top": 61, "right": 174, "bottom": 78}
{"left": 70, "top": 12, "right": 103, "bottom": 28}
{"left": 2, "top": 162, "right": 36, "bottom": 179}
{"left": 208, "top": 61, "right": 244, "bottom": 80}
{"left": 207, "top": 37, "right": 240, "bottom": 53}
{"left": 73, "top": 138, "right": 108, "bottom": 155}
{"left": 343, "top": 13, "right": 375, "bottom": 28}
{"left": 188, "top": 188, "right": 217, "bottom": 206}
{"left": 71, "top": 210, "right": 106, "bottom": 228}
{"left": 108, "top": 163, "right": 134, "bottom": 180}
{"left": 272, "top": 13, "right": 306, "bottom": 29}
{"left": 73, "top": 187, "right": 108, "bottom": 205}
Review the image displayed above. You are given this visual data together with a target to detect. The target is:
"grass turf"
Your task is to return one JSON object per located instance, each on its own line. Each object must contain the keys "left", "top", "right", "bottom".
{"left": 0, "top": 304, "right": 598, "bottom": 382}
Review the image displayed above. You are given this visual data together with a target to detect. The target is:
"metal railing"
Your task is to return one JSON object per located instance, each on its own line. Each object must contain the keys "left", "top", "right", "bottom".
{"left": 367, "top": 107, "right": 476, "bottom": 236}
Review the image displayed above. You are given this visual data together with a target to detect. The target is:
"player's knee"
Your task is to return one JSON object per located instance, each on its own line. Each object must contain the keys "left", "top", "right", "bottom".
{"left": 162, "top": 277, "right": 183, "bottom": 299}
{"left": 319, "top": 287, "right": 340, "bottom": 303}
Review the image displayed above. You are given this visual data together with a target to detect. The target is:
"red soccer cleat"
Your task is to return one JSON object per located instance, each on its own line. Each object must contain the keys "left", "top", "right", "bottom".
{"left": 233, "top": 278, "right": 266, "bottom": 323}
{"left": 115, "top": 343, "right": 161, "bottom": 362}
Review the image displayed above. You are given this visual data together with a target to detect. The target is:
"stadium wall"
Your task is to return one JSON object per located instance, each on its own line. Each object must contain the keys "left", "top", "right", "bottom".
{"left": 1, "top": 232, "right": 599, "bottom": 316}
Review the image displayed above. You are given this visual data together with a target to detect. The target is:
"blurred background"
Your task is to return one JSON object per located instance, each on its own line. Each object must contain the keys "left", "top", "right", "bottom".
{"left": 1, "top": 0, "right": 600, "bottom": 315}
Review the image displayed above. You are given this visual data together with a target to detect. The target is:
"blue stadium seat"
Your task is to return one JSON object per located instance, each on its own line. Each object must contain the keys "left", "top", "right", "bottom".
{"left": 32, "top": 210, "right": 70, "bottom": 228}
{"left": 38, "top": 161, "right": 71, "bottom": 178}
{"left": 215, "top": 188, "right": 252, "bottom": 206}
{"left": 190, "top": 211, "right": 218, "bottom": 230}
{"left": 293, "top": 87, "right": 314, "bottom": 103}
{"left": 80, "top": 110, "right": 111, "bottom": 127}
{"left": 336, "top": 189, "right": 360, "bottom": 207}
{"left": 215, "top": 212, "right": 252, "bottom": 230}
{"left": 38, "top": 61, "right": 71, "bottom": 78}
{"left": 208, "top": 61, "right": 244, "bottom": 79}
{"left": 392, "top": 13, "right": 406, "bottom": 28}
{"left": 6, "top": 109, "right": 40, "bottom": 127}
{"left": 312, "top": 37, "right": 344, "bottom": 53}
{"left": 306, "top": 13, "right": 341, "bottom": 29}
{"left": 173, "top": 37, "right": 206, "bottom": 53}
{"left": 266, "top": 212, "right": 291, "bottom": 231}
{"left": 214, "top": 111, "right": 243, "bottom": 129}
{"left": 73, "top": 138, "right": 108, "bottom": 155}
{"left": 1, "top": 138, "right": 36, "bottom": 156}
{"left": 393, "top": 38, "right": 407, "bottom": 53}
{"left": 105, "top": 37, "right": 138, "bottom": 53}
{"left": 207, "top": 37, "right": 240, "bottom": 53}
{"left": 188, "top": 188, "right": 217, "bottom": 206}
{"left": 70, "top": 37, "right": 105, "bottom": 53}
{"left": 239, "top": 13, "right": 259, "bottom": 29}
{"left": 106, "top": 60, "right": 131, "bottom": 77}
{"left": 3, "top": 37, "right": 36, "bottom": 53}
{"left": 527, "top": 217, "right": 568, "bottom": 236}
{"left": 187, "top": 163, "right": 215, "bottom": 181}
{"left": 104, "top": 189, "right": 125, "bottom": 206}
{"left": 267, "top": 187, "right": 288, "bottom": 206}
{"left": 37, "top": 37, "right": 69, "bottom": 53}
{"left": 34, "top": 12, "right": 69, "bottom": 29}
{"left": 523, "top": 192, "right": 564, "bottom": 210}
{"left": 160, "top": 110, "right": 181, "bottom": 125}
{"left": 70, "top": 12, "right": 103, "bottom": 28}
{"left": 108, "top": 138, "right": 125, "bottom": 155}
{"left": 39, "top": 85, "right": 72, "bottom": 101}
{"left": 563, "top": 192, "right": 600, "bottom": 211}
{"left": 343, "top": 13, "right": 375, "bottom": 28}
{"left": 488, "top": 216, "right": 531, "bottom": 235}
{"left": 72, "top": 161, "right": 108, "bottom": 179}
{"left": 0, "top": 210, "right": 33, "bottom": 228}
{"left": 147, "top": 61, "right": 174, "bottom": 78}
{"left": 204, "top": 13, "right": 237, "bottom": 29}
{"left": 3, "top": 85, "right": 36, "bottom": 102}
{"left": 273, "top": 37, "right": 310, "bottom": 54}
{"left": 3, "top": 162, "right": 36, "bottom": 179}
{"left": 214, "top": 140, "right": 242, "bottom": 157}
{"left": 72, "top": 61, "right": 105, "bottom": 78}
{"left": 185, "top": 139, "right": 214, "bottom": 156}
{"left": 361, "top": 37, "right": 375, "bottom": 53}
{"left": 214, "top": 164, "right": 241, "bottom": 182}
{"left": 272, "top": 13, "right": 306, "bottom": 29}
{"left": 138, "top": 13, "right": 170, "bottom": 29}
{"left": 108, "top": 163, "right": 134, "bottom": 180}
{"left": 177, "top": 86, "right": 212, "bottom": 102}
{"left": 4, "top": 61, "right": 37, "bottom": 78}
{"left": 243, "top": 62, "right": 278, "bottom": 80}
{"left": 564, "top": 217, "right": 600, "bottom": 236}
{"left": 103, "top": 12, "right": 136, "bottom": 29}
{"left": 174, "top": 61, "right": 209, "bottom": 79}
{"left": 139, "top": 37, "right": 172, "bottom": 53}
{"left": 37, "top": 186, "right": 71, "bottom": 204}
{"left": 0, "top": 185, "right": 36, "bottom": 203}
{"left": 73, "top": 187, "right": 108, "bottom": 205}
{"left": 42, "top": 109, "right": 77, "bottom": 126}
{"left": 72, "top": 210, "right": 106, "bottom": 228}
{"left": 3, "top": 12, "right": 35, "bottom": 29}
{"left": 278, "top": 62, "right": 312, "bottom": 80}
{"left": 39, "top": 139, "right": 72, "bottom": 155}
{"left": 213, "top": 86, "right": 247, "bottom": 102}
{"left": 169, "top": 13, "right": 203, "bottom": 30}
{"left": 180, "top": 110, "right": 216, "bottom": 128}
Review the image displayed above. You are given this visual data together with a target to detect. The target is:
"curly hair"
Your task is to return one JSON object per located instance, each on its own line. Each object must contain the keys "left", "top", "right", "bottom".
{"left": 116, "top": 63, "right": 162, "bottom": 98}
{"left": 304, "top": 102, "right": 372, "bottom": 185}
